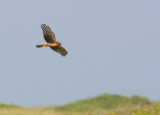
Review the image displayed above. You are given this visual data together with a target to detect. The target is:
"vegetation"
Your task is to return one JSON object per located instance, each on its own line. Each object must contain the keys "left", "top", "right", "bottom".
{"left": 0, "top": 94, "right": 159, "bottom": 115}
{"left": 53, "top": 94, "right": 151, "bottom": 112}
{"left": 0, "top": 103, "right": 19, "bottom": 108}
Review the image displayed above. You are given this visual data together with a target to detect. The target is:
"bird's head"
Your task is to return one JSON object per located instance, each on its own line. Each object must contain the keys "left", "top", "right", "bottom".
{"left": 57, "top": 42, "right": 61, "bottom": 46}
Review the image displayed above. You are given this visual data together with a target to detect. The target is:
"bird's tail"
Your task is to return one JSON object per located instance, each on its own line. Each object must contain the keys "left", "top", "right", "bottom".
{"left": 36, "top": 44, "right": 47, "bottom": 48}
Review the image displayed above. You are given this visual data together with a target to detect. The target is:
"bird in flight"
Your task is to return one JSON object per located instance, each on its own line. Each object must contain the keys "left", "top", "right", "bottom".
{"left": 36, "top": 24, "right": 68, "bottom": 56}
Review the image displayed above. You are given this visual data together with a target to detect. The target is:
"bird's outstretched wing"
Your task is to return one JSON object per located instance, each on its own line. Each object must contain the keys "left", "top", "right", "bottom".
{"left": 41, "top": 24, "right": 56, "bottom": 43}
{"left": 50, "top": 46, "right": 68, "bottom": 56}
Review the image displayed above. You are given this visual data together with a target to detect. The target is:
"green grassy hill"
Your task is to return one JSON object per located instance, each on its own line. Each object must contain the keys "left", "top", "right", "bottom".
{"left": 53, "top": 94, "right": 151, "bottom": 112}
{"left": 0, "top": 103, "right": 19, "bottom": 108}
{"left": 0, "top": 94, "right": 159, "bottom": 115}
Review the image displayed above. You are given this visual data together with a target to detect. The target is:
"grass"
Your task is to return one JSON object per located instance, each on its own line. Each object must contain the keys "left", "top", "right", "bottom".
{"left": 0, "top": 94, "right": 159, "bottom": 115}
{"left": 0, "top": 103, "right": 19, "bottom": 108}
{"left": 53, "top": 94, "right": 151, "bottom": 112}
{"left": 0, "top": 104, "right": 160, "bottom": 115}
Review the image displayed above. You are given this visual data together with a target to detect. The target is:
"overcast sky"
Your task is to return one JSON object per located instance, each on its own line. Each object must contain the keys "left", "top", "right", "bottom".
{"left": 0, "top": 0, "right": 160, "bottom": 107}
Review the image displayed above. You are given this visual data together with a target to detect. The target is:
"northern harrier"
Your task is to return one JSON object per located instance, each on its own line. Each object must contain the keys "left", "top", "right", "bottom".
{"left": 36, "top": 24, "right": 68, "bottom": 56}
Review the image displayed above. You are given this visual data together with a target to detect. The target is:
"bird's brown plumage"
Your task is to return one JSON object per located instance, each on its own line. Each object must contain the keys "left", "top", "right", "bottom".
{"left": 36, "top": 24, "right": 68, "bottom": 56}
{"left": 50, "top": 46, "right": 68, "bottom": 56}
{"left": 41, "top": 24, "right": 56, "bottom": 43}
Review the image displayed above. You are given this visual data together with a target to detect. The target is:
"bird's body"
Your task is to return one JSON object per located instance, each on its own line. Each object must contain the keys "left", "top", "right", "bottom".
{"left": 36, "top": 42, "right": 60, "bottom": 48}
{"left": 36, "top": 24, "right": 68, "bottom": 56}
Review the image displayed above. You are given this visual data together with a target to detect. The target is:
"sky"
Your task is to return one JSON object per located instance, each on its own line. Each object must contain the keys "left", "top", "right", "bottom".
{"left": 0, "top": 0, "right": 160, "bottom": 107}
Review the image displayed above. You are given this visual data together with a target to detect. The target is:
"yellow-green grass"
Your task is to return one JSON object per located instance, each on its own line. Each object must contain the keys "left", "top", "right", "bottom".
{"left": 53, "top": 94, "right": 151, "bottom": 112}
{"left": 0, "top": 94, "right": 159, "bottom": 115}
{"left": 0, "top": 103, "right": 160, "bottom": 115}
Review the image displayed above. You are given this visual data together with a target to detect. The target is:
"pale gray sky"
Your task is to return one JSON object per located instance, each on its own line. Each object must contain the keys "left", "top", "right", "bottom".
{"left": 0, "top": 0, "right": 160, "bottom": 106}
